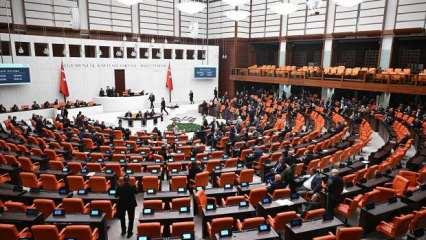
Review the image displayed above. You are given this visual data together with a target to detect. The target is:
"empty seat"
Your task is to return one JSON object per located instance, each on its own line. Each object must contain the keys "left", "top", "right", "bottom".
{"left": 236, "top": 169, "right": 255, "bottom": 184}
{"left": 313, "top": 227, "right": 363, "bottom": 240}
{"left": 304, "top": 208, "right": 326, "bottom": 221}
{"left": 142, "top": 200, "right": 164, "bottom": 210}
{"left": 20, "top": 172, "right": 42, "bottom": 189}
{"left": 67, "top": 176, "right": 89, "bottom": 191}
{"left": 31, "top": 225, "right": 65, "bottom": 240}
{"left": 237, "top": 217, "right": 265, "bottom": 230}
{"left": 216, "top": 172, "right": 236, "bottom": 187}
{"left": 60, "top": 198, "right": 89, "bottom": 214}
{"left": 207, "top": 217, "right": 234, "bottom": 239}
{"left": 169, "top": 221, "right": 195, "bottom": 238}
{"left": 88, "top": 176, "right": 111, "bottom": 193}
{"left": 170, "top": 176, "right": 188, "bottom": 191}
{"left": 376, "top": 214, "right": 414, "bottom": 239}
{"left": 0, "top": 224, "right": 32, "bottom": 240}
{"left": 4, "top": 201, "right": 27, "bottom": 212}
{"left": 63, "top": 225, "right": 99, "bottom": 240}
{"left": 142, "top": 176, "right": 160, "bottom": 192}
{"left": 90, "top": 200, "right": 117, "bottom": 219}
{"left": 267, "top": 211, "right": 300, "bottom": 232}
{"left": 221, "top": 195, "right": 246, "bottom": 206}
{"left": 33, "top": 199, "right": 56, "bottom": 218}
{"left": 137, "top": 222, "right": 163, "bottom": 238}
{"left": 40, "top": 174, "right": 65, "bottom": 191}
{"left": 245, "top": 187, "right": 267, "bottom": 207}
{"left": 169, "top": 197, "right": 191, "bottom": 210}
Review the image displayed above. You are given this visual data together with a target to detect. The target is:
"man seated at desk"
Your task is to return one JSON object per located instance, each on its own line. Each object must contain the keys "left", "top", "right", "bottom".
{"left": 43, "top": 101, "right": 50, "bottom": 108}
{"left": 124, "top": 111, "right": 132, "bottom": 118}
{"left": 32, "top": 101, "right": 40, "bottom": 110}
{"left": 10, "top": 104, "right": 19, "bottom": 112}
{"left": 99, "top": 88, "right": 105, "bottom": 97}
{"left": 135, "top": 111, "right": 143, "bottom": 119}
{"left": 0, "top": 104, "right": 7, "bottom": 113}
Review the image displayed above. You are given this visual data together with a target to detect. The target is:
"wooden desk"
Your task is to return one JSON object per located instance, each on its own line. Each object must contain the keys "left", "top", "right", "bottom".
{"left": 36, "top": 169, "right": 69, "bottom": 178}
{"left": 22, "top": 191, "right": 72, "bottom": 203}
{"left": 0, "top": 187, "right": 26, "bottom": 200}
{"left": 404, "top": 189, "right": 426, "bottom": 210}
{"left": 45, "top": 213, "right": 108, "bottom": 240}
{"left": 285, "top": 217, "right": 343, "bottom": 240}
{"left": 360, "top": 176, "right": 390, "bottom": 189}
{"left": 138, "top": 209, "right": 194, "bottom": 236}
{"left": 237, "top": 183, "right": 267, "bottom": 195}
{"left": 143, "top": 190, "right": 190, "bottom": 202}
{"left": 216, "top": 229, "right": 280, "bottom": 240}
{"left": 0, "top": 212, "right": 43, "bottom": 230}
{"left": 257, "top": 197, "right": 307, "bottom": 216}
{"left": 359, "top": 199, "right": 408, "bottom": 233}
{"left": 203, "top": 186, "right": 238, "bottom": 198}
{"left": 72, "top": 192, "right": 118, "bottom": 202}
{"left": 341, "top": 185, "right": 363, "bottom": 198}
{"left": 202, "top": 205, "right": 256, "bottom": 237}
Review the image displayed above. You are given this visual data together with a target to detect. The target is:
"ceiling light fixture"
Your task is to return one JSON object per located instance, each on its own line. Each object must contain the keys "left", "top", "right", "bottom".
{"left": 334, "top": 0, "right": 363, "bottom": 7}
{"left": 177, "top": 1, "right": 206, "bottom": 15}
{"left": 269, "top": 2, "right": 298, "bottom": 15}
{"left": 156, "top": 49, "right": 162, "bottom": 58}
{"left": 18, "top": 46, "right": 24, "bottom": 54}
{"left": 131, "top": 49, "right": 137, "bottom": 57}
{"left": 222, "top": 0, "right": 249, "bottom": 7}
{"left": 224, "top": 10, "right": 250, "bottom": 21}
{"left": 144, "top": 50, "right": 149, "bottom": 58}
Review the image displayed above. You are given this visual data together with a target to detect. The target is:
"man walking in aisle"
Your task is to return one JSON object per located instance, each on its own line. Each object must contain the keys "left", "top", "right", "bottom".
{"left": 161, "top": 97, "right": 168, "bottom": 115}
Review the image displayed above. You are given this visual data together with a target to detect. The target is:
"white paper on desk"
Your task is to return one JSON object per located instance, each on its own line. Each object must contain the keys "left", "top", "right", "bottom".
{"left": 87, "top": 172, "right": 95, "bottom": 177}
{"left": 22, "top": 187, "right": 30, "bottom": 191}
{"left": 276, "top": 199, "right": 294, "bottom": 206}
{"left": 342, "top": 188, "right": 349, "bottom": 194}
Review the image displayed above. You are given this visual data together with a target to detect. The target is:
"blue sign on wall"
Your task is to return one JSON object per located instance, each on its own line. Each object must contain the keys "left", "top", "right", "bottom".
{"left": 0, "top": 64, "right": 31, "bottom": 85}
{"left": 194, "top": 67, "right": 217, "bottom": 79}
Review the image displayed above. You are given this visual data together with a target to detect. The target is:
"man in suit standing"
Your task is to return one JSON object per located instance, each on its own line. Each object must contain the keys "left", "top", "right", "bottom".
{"left": 160, "top": 97, "right": 168, "bottom": 115}
{"left": 189, "top": 90, "right": 194, "bottom": 104}
{"left": 149, "top": 93, "right": 155, "bottom": 109}
{"left": 116, "top": 175, "right": 137, "bottom": 238}
{"left": 326, "top": 169, "right": 344, "bottom": 216}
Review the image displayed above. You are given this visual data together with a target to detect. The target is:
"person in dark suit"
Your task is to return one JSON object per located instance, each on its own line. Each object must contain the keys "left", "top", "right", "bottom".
{"left": 160, "top": 97, "right": 168, "bottom": 115}
{"left": 188, "top": 161, "right": 202, "bottom": 181}
{"left": 116, "top": 175, "right": 137, "bottom": 238}
{"left": 281, "top": 163, "right": 296, "bottom": 194}
{"left": 99, "top": 88, "right": 105, "bottom": 97}
{"left": 213, "top": 87, "right": 218, "bottom": 101}
{"left": 267, "top": 174, "right": 286, "bottom": 193}
{"left": 149, "top": 93, "right": 155, "bottom": 109}
{"left": 0, "top": 104, "right": 6, "bottom": 113}
{"left": 189, "top": 90, "right": 194, "bottom": 104}
{"left": 326, "top": 169, "right": 344, "bottom": 216}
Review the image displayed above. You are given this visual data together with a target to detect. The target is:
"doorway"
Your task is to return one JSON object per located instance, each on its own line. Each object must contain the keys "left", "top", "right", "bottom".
{"left": 114, "top": 69, "right": 126, "bottom": 95}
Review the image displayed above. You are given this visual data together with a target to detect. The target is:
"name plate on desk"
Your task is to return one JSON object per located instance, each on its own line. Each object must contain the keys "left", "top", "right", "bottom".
{"left": 90, "top": 209, "right": 101, "bottom": 217}
{"left": 262, "top": 197, "right": 272, "bottom": 204}
{"left": 77, "top": 189, "right": 88, "bottom": 195}
{"left": 53, "top": 209, "right": 65, "bottom": 216}
{"left": 146, "top": 189, "right": 156, "bottom": 194}
{"left": 258, "top": 223, "right": 271, "bottom": 232}
{"left": 239, "top": 201, "right": 248, "bottom": 208}
{"left": 181, "top": 233, "right": 194, "bottom": 240}
{"left": 206, "top": 204, "right": 216, "bottom": 211}
{"left": 179, "top": 206, "right": 189, "bottom": 213}
{"left": 142, "top": 208, "right": 154, "bottom": 215}
{"left": 108, "top": 189, "right": 116, "bottom": 195}
{"left": 177, "top": 187, "right": 186, "bottom": 193}
{"left": 224, "top": 184, "right": 232, "bottom": 189}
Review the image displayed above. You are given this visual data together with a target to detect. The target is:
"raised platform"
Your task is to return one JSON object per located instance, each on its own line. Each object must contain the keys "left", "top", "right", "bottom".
{"left": 94, "top": 95, "right": 150, "bottom": 112}
{"left": 0, "top": 105, "right": 104, "bottom": 121}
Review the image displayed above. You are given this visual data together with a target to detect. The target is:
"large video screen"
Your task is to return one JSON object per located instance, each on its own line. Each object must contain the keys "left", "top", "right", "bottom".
{"left": 0, "top": 64, "right": 31, "bottom": 85}
{"left": 194, "top": 66, "right": 217, "bottom": 79}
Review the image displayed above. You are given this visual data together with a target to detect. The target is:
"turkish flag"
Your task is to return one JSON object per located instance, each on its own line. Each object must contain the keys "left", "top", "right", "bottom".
{"left": 59, "top": 62, "right": 69, "bottom": 98}
{"left": 166, "top": 63, "right": 173, "bottom": 92}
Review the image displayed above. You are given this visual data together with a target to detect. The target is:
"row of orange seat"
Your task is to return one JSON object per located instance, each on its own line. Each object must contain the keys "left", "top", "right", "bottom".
{"left": 0, "top": 224, "right": 99, "bottom": 240}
